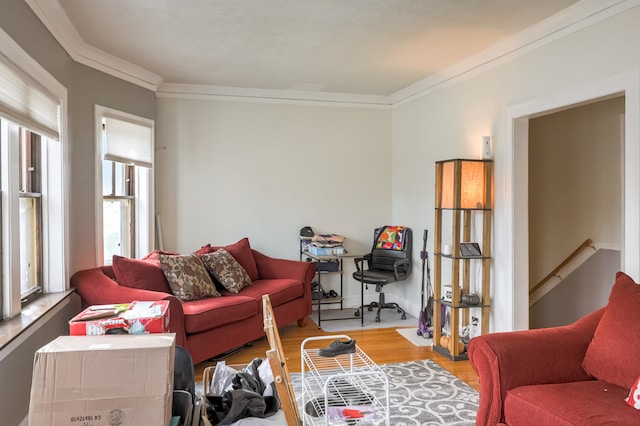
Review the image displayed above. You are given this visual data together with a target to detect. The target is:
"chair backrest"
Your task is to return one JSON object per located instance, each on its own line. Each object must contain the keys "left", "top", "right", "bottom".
{"left": 174, "top": 345, "right": 195, "bottom": 399}
{"left": 369, "top": 226, "right": 412, "bottom": 275}
{"left": 173, "top": 346, "right": 195, "bottom": 426}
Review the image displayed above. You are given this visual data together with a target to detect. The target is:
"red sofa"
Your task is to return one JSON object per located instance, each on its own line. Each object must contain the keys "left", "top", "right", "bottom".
{"left": 71, "top": 240, "right": 314, "bottom": 364}
{"left": 468, "top": 272, "right": 640, "bottom": 425}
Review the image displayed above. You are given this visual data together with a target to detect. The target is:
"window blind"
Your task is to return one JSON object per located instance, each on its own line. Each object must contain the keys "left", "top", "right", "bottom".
{"left": 104, "top": 116, "right": 153, "bottom": 168}
{"left": 0, "top": 53, "right": 60, "bottom": 140}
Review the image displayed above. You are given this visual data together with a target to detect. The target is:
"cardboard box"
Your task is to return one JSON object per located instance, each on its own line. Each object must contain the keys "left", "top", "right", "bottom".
{"left": 69, "top": 300, "right": 170, "bottom": 336}
{"left": 29, "top": 334, "right": 175, "bottom": 426}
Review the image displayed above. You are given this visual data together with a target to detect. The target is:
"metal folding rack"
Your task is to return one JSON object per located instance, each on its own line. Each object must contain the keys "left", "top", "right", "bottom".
{"left": 300, "top": 335, "right": 390, "bottom": 425}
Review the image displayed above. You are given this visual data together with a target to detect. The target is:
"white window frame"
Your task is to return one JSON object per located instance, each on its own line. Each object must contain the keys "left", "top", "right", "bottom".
{"left": 0, "top": 27, "right": 68, "bottom": 319}
{"left": 95, "top": 105, "right": 154, "bottom": 264}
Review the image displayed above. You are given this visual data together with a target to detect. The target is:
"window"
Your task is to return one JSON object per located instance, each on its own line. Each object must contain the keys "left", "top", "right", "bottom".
{"left": 0, "top": 28, "right": 67, "bottom": 320}
{"left": 19, "top": 129, "right": 43, "bottom": 302}
{"left": 102, "top": 145, "right": 136, "bottom": 260}
{"left": 1, "top": 118, "right": 64, "bottom": 317}
{"left": 96, "top": 106, "right": 154, "bottom": 265}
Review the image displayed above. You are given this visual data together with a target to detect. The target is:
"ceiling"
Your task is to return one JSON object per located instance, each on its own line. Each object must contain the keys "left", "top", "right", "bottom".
{"left": 28, "top": 0, "right": 589, "bottom": 102}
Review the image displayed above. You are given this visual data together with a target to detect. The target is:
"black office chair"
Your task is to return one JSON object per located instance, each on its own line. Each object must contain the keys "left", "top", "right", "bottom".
{"left": 353, "top": 226, "right": 412, "bottom": 323}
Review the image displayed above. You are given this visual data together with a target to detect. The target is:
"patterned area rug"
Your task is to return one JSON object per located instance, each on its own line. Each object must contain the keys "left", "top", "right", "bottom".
{"left": 198, "top": 359, "right": 478, "bottom": 425}
{"left": 290, "top": 359, "right": 478, "bottom": 425}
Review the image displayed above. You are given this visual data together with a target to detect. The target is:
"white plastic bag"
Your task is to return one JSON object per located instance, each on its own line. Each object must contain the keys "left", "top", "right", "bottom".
{"left": 208, "top": 361, "right": 238, "bottom": 396}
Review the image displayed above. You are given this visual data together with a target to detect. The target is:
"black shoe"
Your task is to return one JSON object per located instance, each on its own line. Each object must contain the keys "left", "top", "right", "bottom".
{"left": 317, "top": 339, "right": 356, "bottom": 357}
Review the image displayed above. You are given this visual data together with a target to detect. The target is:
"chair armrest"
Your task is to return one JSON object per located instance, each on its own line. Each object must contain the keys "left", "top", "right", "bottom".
{"left": 353, "top": 254, "right": 371, "bottom": 271}
{"left": 468, "top": 308, "right": 604, "bottom": 425}
{"left": 70, "top": 268, "right": 187, "bottom": 348}
{"left": 392, "top": 257, "right": 411, "bottom": 280}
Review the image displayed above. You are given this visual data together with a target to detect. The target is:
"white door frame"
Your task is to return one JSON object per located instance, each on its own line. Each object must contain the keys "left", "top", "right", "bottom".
{"left": 495, "top": 70, "right": 640, "bottom": 331}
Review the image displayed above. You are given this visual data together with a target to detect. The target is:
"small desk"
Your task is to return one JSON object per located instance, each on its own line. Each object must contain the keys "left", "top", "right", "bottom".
{"left": 301, "top": 250, "right": 361, "bottom": 329}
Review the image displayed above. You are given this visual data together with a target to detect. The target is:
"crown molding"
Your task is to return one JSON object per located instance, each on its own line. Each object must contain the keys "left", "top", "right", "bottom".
{"left": 157, "top": 83, "right": 391, "bottom": 107}
{"left": 26, "top": 0, "right": 640, "bottom": 105}
{"left": 25, "top": 0, "right": 163, "bottom": 91}
{"left": 390, "top": 0, "right": 640, "bottom": 105}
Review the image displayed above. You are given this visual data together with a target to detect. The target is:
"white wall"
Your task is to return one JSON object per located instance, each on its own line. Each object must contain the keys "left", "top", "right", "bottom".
{"left": 155, "top": 98, "right": 392, "bottom": 306}
{"left": 153, "top": 5, "right": 640, "bottom": 330}
{"left": 529, "top": 97, "right": 624, "bottom": 286}
{"left": 391, "top": 5, "right": 640, "bottom": 331}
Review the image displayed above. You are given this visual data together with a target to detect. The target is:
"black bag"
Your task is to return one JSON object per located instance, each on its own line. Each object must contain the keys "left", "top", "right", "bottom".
{"left": 173, "top": 346, "right": 196, "bottom": 426}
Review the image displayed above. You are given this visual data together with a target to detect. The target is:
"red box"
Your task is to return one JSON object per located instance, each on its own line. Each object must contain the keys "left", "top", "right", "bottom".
{"left": 69, "top": 300, "right": 170, "bottom": 336}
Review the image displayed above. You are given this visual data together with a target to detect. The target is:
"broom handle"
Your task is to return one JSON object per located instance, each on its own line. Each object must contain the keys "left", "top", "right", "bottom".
{"left": 421, "top": 229, "right": 428, "bottom": 309}
{"left": 425, "top": 235, "right": 432, "bottom": 296}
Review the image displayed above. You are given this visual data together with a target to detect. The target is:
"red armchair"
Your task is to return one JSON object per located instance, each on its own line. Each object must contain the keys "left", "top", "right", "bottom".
{"left": 468, "top": 272, "right": 640, "bottom": 425}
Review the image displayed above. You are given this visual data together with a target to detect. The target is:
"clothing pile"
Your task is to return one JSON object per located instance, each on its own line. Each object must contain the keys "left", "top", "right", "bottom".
{"left": 311, "top": 234, "right": 345, "bottom": 248}
{"left": 306, "top": 234, "right": 346, "bottom": 256}
{"left": 204, "top": 358, "right": 279, "bottom": 425}
{"left": 299, "top": 226, "right": 346, "bottom": 256}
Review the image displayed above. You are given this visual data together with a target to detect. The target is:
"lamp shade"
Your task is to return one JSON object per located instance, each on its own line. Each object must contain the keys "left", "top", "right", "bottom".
{"left": 439, "top": 159, "right": 490, "bottom": 209}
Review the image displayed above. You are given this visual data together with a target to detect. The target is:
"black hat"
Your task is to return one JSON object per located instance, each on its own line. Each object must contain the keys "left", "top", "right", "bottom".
{"left": 300, "top": 226, "right": 314, "bottom": 238}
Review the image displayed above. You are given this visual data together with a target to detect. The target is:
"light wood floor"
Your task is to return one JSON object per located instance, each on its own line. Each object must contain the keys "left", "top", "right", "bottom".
{"left": 194, "top": 317, "right": 479, "bottom": 391}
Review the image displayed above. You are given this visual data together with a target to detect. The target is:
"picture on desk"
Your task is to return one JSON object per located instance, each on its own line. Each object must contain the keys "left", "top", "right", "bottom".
{"left": 460, "top": 242, "right": 482, "bottom": 257}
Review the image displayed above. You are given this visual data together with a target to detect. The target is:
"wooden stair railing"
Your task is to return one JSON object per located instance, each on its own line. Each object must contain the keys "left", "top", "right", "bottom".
{"left": 529, "top": 239, "right": 596, "bottom": 307}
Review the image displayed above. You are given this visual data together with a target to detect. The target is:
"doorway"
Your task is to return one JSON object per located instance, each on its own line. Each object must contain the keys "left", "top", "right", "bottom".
{"left": 494, "top": 71, "right": 640, "bottom": 332}
{"left": 527, "top": 97, "right": 624, "bottom": 328}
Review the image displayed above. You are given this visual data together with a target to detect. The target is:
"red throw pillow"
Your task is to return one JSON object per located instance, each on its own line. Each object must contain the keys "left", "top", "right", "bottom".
{"left": 195, "top": 238, "right": 259, "bottom": 281}
{"left": 194, "top": 244, "right": 215, "bottom": 256}
{"left": 143, "top": 250, "right": 180, "bottom": 261}
{"left": 582, "top": 272, "right": 640, "bottom": 389}
{"left": 112, "top": 255, "right": 172, "bottom": 294}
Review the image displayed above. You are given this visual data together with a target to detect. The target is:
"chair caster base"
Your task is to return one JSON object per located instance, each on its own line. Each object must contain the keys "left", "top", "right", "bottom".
{"left": 358, "top": 299, "right": 408, "bottom": 323}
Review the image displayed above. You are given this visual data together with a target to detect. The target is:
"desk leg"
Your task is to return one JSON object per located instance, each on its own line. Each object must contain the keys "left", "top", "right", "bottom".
{"left": 317, "top": 272, "right": 322, "bottom": 329}
{"left": 360, "top": 280, "right": 364, "bottom": 327}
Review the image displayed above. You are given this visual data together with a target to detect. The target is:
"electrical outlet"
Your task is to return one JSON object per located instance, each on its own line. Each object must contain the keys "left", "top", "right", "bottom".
{"left": 482, "top": 136, "right": 492, "bottom": 159}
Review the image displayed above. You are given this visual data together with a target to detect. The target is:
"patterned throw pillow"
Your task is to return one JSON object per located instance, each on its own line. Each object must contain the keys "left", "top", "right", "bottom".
{"left": 375, "top": 226, "right": 408, "bottom": 250}
{"left": 158, "top": 253, "right": 220, "bottom": 301}
{"left": 201, "top": 249, "right": 252, "bottom": 293}
{"left": 195, "top": 237, "right": 260, "bottom": 281}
